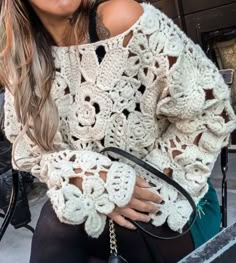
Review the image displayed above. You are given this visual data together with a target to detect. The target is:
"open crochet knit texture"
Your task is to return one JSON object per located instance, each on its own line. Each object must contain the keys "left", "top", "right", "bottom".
{"left": 4, "top": 3, "right": 236, "bottom": 237}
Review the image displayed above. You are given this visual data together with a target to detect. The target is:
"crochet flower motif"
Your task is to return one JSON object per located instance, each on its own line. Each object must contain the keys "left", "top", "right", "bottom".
{"left": 139, "top": 9, "right": 160, "bottom": 34}
{"left": 151, "top": 184, "right": 192, "bottom": 232}
{"left": 127, "top": 112, "right": 156, "bottom": 152}
{"left": 152, "top": 199, "right": 193, "bottom": 233}
{"left": 126, "top": 32, "right": 172, "bottom": 85}
{"left": 139, "top": 8, "right": 185, "bottom": 56}
{"left": 110, "top": 77, "right": 141, "bottom": 113}
{"left": 49, "top": 176, "right": 115, "bottom": 238}
{"left": 68, "top": 82, "right": 113, "bottom": 141}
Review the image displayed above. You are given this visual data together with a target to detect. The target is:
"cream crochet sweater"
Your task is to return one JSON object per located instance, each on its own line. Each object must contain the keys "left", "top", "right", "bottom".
{"left": 4, "top": 3, "right": 236, "bottom": 238}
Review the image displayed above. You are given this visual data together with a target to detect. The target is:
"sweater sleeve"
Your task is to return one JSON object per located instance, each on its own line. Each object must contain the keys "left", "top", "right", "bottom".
{"left": 4, "top": 89, "right": 136, "bottom": 238}
{"left": 139, "top": 8, "right": 236, "bottom": 232}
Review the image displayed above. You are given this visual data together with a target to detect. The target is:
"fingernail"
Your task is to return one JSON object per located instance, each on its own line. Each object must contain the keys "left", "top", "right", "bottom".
{"left": 128, "top": 223, "right": 137, "bottom": 230}
{"left": 154, "top": 205, "right": 160, "bottom": 213}
{"left": 145, "top": 216, "right": 151, "bottom": 222}
{"left": 151, "top": 204, "right": 160, "bottom": 213}
{"left": 155, "top": 196, "right": 163, "bottom": 204}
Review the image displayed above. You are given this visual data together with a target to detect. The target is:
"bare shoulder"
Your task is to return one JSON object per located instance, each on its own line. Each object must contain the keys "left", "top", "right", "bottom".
{"left": 96, "top": 0, "right": 144, "bottom": 40}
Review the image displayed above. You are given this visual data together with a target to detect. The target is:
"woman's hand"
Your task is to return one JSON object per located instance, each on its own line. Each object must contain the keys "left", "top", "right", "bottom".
{"left": 71, "top": 170, "right": 162, "bottom": 230}
{"left": 108, "top": 176, "right": 162, "bottom": 230}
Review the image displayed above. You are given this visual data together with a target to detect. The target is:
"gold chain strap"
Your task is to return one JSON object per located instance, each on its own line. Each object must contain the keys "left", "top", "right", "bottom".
{"left": 109, "top": 219, "right": 118, "bottom": 256}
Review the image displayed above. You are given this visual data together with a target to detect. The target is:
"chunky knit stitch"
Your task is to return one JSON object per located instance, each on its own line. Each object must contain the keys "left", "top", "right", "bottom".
{"left": 4, "top": 3, "right": 236, "bottom": 237}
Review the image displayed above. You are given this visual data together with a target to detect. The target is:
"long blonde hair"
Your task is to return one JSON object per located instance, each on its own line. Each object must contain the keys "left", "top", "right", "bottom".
{"left": 0, "top": 0, "right": 95, "bottom": 151}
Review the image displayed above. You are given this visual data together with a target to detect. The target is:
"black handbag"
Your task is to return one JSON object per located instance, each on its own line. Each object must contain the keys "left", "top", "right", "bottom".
{"left": 101, "top": 147, "right": 197, "bottom": 263}
{"left": 0, "top": 90, "right": 33, "bottom": 229}
{"left": 0, "top": 134, "right": 33, "bottom": 229}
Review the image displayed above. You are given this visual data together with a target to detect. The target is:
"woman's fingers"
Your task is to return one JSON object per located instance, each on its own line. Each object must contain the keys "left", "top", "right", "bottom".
{"left": 129, "top": 198, "right": 159, "bottom": 213}
{"left": 109, "top": 212, "right": 136, "bottom": 230}
{"left": 135, "top": 176, "right": 162, "bottom": 204}
{"left": 136, "top": 176, "right": 151, "bottom": 188}
{"left": 108, "top": 176, "right": 162, "bottom": 231}
{"left": 134, "top": 186, "right": 162, "bottom": 204}
{"left": 116, "top": 207, "right": 151, "bottom": 223}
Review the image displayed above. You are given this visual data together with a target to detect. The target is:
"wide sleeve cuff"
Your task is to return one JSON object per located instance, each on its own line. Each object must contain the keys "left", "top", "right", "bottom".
{"left": 34, "top": 150, "right": 136, "bottom": 238}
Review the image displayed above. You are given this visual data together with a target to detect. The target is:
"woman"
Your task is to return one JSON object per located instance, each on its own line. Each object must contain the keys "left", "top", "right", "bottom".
{"left": 1, "top": 0, "right": 235, "bottom": 262}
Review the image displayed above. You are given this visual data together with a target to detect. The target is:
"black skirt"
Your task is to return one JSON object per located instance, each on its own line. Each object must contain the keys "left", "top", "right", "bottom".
{"left": 30, "top": 200, "right": 194, "bottom": 263}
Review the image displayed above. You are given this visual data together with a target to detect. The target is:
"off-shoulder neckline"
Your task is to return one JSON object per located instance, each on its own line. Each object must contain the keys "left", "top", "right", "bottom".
{"left": 52, "top": 3, "right": 147, "bottom": 51}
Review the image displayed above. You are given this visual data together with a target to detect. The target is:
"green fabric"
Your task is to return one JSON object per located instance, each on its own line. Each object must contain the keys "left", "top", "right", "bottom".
{"left": 190, "top": 181, "right": 222, "bottom": 248}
